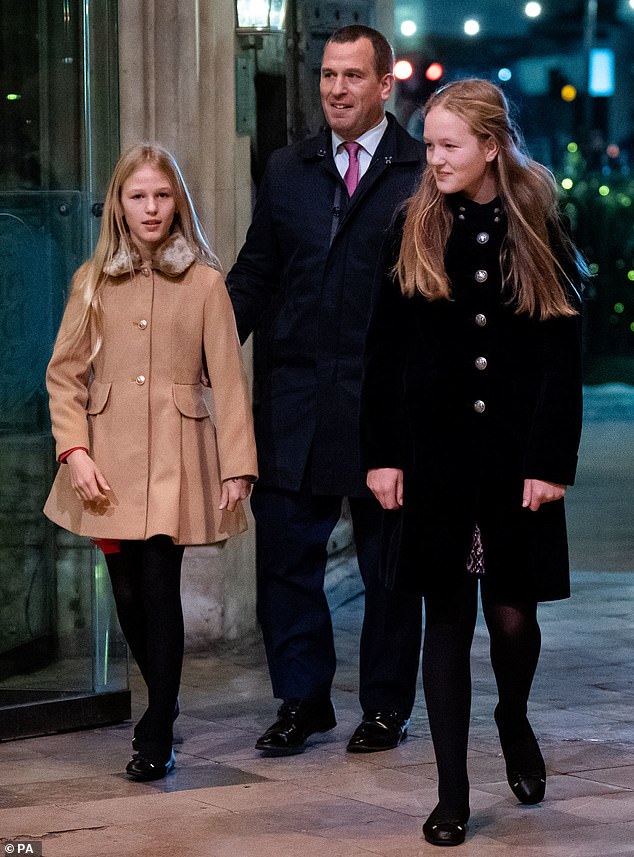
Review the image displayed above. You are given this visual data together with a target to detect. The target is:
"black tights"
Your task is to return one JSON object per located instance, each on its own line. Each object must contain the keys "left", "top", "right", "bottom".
{"left": 105, "top": 535, "right": 185, "bottom": 761}
{"left": 422, "top": 575, "right": 540, "bottom": 814}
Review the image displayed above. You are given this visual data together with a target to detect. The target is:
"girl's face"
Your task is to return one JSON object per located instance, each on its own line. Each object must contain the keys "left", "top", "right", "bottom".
{"left": 120, "top": 164, "right": 176, "bottom": 257}
{"left": 423, "top": 106, "right": 499, "bottom": 203}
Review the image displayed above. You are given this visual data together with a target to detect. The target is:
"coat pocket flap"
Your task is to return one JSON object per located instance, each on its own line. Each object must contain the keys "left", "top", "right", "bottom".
{"left": 87, "top": 380, "right": 112, "bottom": 414}
{"left": 172, "top": 383, "right": 212, "bottom": 419}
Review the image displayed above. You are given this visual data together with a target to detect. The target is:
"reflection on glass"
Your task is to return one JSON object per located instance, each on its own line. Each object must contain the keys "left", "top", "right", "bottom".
{"left": 0, "top": 0, "right": 127, "bottom": 737}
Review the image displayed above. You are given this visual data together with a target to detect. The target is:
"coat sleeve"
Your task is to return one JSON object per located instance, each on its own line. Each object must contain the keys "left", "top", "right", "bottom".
{"left": 226, "top": 157, "right": 283, "bottom": 344}
{"left": 203, "top": 271, "right": 258, "bottom": 482}
{"left": 46, "top": 264, "right": 93, "bottom": 459}
{"left": 523, "top": 287, "right": 583, "bottom": 486}
{"left": 360, "top": 224, "right": 410, "bottom": 472}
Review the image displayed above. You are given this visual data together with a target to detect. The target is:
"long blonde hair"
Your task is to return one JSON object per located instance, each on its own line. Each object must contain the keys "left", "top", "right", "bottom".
{"left": 59, "top": 143, "right": 220, "bottom": 359}
{"left": 398, "top": 79, "right": 584, "bottom": 319}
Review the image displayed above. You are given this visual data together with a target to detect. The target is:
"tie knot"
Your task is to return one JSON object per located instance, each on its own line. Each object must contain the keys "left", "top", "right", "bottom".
{"left": 343, "top": 141, "right": 362, "bottom": 158}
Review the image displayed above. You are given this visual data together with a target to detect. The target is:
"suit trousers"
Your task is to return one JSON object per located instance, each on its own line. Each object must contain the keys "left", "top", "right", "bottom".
{"left": 251, "top": 480, "right": 423, "bottom": 715}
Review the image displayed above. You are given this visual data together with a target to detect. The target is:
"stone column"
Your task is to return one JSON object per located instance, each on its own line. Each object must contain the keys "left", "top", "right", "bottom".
{"left": 118, "top": 0, "right": 256, "bottom": 646}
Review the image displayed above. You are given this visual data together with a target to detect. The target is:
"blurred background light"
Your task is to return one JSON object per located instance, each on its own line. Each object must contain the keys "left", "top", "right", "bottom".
{"left": 525, "top": 2, "right": 542, "bottom": 17}
{"left": 498, "top": 67, "right": 512, "bottom": 82}
{"left": 394, "top": 59, "right": 414, "bottom": 80}
{"left": 589, "top": 48, "right": 615, "bottom": 97}
{"left": 400, "top": 20, "right": 417, "bottom": 37}
{"left": 425, "top": 62, "right": 444, "bottom": 81}
{"left": 464, "top": 19, "right": 480, "bottom": 36}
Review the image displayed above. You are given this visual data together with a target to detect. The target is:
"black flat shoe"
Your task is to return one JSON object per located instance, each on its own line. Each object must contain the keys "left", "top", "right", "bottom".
{"left": 506, "top": 770, "right": 546, "bottom": 805}
{"left": 423, "top": 805, "right": 470, "bottom": 847}
{"left": 346, "top": 711, "right": 409, "bottom": 753}
{"left": 126, "top": 750, "right": 175, "bottom": 781}
{"left": 495, "top": 704, "right": 546, "bottom": 804}
{"left": 255, "top": 698, "right": 336, "bottom": 756}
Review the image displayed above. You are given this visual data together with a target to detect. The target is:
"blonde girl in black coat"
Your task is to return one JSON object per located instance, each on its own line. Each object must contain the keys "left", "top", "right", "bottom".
{"left": 361, "top": 79, "right": 588, "bottom": 846}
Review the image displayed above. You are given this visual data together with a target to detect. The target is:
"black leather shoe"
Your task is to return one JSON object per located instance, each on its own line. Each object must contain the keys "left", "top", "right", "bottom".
{"left": 346, "top": 711, "right": 409, "bottom": 753}
{"left": 506, "top": 770, "right": 546, "bottom": 805}
{"left": 255, "top": 698, "right": 336, "bottom": 756}
{"left": 495, "top": 704, "right": 546, "bottom": 804}
{"left": 126, "top": 750, "right": 175, "bottom": 781}
{"left": 423, "top": 805, "right": 469, "bottom": 847}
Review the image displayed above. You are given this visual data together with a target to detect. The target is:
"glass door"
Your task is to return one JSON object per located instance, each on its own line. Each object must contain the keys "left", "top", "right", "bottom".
{"left": 0, "top": 0, "right": 129, "bottom": 740}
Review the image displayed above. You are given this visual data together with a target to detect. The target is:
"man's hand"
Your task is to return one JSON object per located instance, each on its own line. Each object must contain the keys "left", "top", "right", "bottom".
{"left": 367, "top": 467, "right": 404, "bottom": 510}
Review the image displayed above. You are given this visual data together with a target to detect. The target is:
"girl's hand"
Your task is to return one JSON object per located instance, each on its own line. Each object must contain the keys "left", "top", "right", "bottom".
{"left": 219, "top": 476, "right": 253, "bottom": 512}
{"left": 522, "top": 478, "right": 566, "bottom": 512}
{"left": 66, "top": 449, "right": 111, "bottom": 502}
{"left": 367, "top": 467, "right": 404, "bottom": 510}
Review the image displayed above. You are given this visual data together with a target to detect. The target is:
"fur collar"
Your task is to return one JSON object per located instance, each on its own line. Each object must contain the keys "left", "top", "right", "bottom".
{"left": 103, "top": 229, "right": 196, "bottom": 277}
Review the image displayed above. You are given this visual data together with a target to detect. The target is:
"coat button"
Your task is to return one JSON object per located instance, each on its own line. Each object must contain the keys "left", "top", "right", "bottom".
{"left": 475, "top": 313, "right": 487, "bottom": 327}
{"left": 473, "top": 399, "right": 486, "bottom": 414}
{"left": 475, "top": 356, "right": 488, "bottom": 370}
{"left": 135, "top": 374, "right": 146, "bottom": 385}
{"left": 141, "top": 266, "right": 151, "bottom": 277}
{"left": 475, "top": 269, "right": 488, "bottom": 283}
{"left": 476, "top": 231, "right": 489, "bottom": 244}
{"left": 137, "top": 319, "right": 148, "bottom": 329}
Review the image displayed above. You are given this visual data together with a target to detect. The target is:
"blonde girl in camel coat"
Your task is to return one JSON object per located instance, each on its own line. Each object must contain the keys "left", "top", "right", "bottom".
{"left": 44, "top": 143, "right": 257, "bottom": 781}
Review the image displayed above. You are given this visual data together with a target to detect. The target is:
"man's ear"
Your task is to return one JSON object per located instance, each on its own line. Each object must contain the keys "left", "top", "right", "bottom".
{"left": 381, "top": 73, "right": 394, "bottom": 102}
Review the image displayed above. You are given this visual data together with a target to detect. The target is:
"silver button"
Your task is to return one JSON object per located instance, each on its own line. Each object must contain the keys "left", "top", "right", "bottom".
{"left": 475, "top": 269, "right": 488, "bottom": 283}
{"left": 473, "top": 400, "right": 486, "bottom": 414}
{"left": 141, "top": 266, "right": 151, "bottom": 277}
{"left": 458, "top": 214, "right": 465, "bottom": 220}
{"left": 137, "top": 319, "right": 148, "bottom": 330}
{"left": 475, "top": 313, "right": 487, "bottom": 327}
{"left": 135, "top": 375, "right": 146, "bottom": 385}
{"left": 475, "top": 356, "right": 488, "bottom": 370}
{"left": 476, "top": 231, "right": 489, "bottom": 244}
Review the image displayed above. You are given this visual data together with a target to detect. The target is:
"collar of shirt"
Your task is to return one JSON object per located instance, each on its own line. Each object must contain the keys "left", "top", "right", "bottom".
{"left": 331, "top": 115, "right": 388, "bottom": 181}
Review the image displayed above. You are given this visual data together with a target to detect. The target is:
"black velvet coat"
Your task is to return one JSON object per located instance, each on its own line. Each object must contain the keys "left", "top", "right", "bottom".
{"left": 227, "top": 114, "right": 424, "bottom": 496}
{"left": 360, "top": 195, "right": 583, "bottom": 601}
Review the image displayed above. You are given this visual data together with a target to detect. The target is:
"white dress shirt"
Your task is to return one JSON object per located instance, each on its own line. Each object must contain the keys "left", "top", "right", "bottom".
{"left": 332, "top": 115, "right": 389, "bottom": 182}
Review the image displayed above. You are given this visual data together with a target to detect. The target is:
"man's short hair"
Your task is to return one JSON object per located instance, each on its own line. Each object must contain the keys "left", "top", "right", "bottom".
{"left": 325, "top": 25, "right": 394, "bottom": 79}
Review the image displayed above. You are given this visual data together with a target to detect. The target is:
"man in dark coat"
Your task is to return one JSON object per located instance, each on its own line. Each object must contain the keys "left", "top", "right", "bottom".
{"left": 227, "top": 24, "right": 424, "bottom": 756}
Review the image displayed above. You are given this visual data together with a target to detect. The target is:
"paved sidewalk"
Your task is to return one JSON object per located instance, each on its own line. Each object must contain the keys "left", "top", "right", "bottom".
{"left": 1, "top": 564, "right": 633, "bottom": 857}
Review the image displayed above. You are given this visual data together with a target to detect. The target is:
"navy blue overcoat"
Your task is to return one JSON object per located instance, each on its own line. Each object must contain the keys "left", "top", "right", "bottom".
{"left": 227, "top": 113, "right": 424, "bottom": 496}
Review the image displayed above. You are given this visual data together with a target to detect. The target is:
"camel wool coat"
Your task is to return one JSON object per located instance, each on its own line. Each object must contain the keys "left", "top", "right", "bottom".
{"left": 44, "top": 232, "right": 258, "bottom": 545}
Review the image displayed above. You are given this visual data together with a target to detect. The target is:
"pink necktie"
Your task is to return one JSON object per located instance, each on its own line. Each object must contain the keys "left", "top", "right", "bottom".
{"left": 343, "top": 141, "right": 362, "bottom": 196}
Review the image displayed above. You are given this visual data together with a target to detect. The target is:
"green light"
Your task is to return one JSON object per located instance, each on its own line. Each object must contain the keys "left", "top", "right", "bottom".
{"left": 630, "top": 322, "right": 634, "bottom": 333}
{"left": 6, "top": 93, "right": 21, "bottom": 101}
{"left": 628, "top": 270, "right": 634, "bottom": 281}
{"left": 618, "top": 194, "right": 632, "bottom": 207}
{"left": 589, "top": 263, "right": 599, "bottom": 275}
{"left": 598, "top": 185, "right": 610, "bottom": 196}
{"left": 567, "top": 142, "right": 578, "bottom": 153}
{"left": 614, "top": 302, "right": 625, "bottom": 314}
{"left": 561, "top": 177, "right": 574, "bottom": 190}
